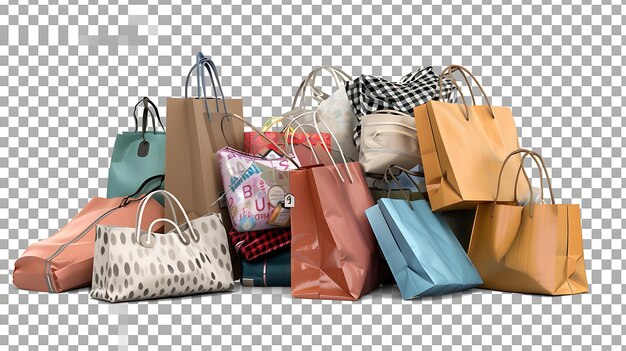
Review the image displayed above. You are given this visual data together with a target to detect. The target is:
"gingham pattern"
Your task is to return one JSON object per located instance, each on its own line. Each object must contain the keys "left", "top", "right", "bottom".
{"left": 228, "top": 228, "right": 291, "bottom": 262}
{"left": 347, "top": 66, "right": 457, "bottom": 147}
{"left": 347, "top": 66, "right": 456, "bottom": 117}
{"left": 1, "top": 1, "right": 623, "bottom": 350}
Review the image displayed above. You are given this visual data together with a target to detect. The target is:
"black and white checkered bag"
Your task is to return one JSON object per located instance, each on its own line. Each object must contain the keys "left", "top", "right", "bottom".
{"left": 347, "top": 66, "right": 457, "bottom": 148}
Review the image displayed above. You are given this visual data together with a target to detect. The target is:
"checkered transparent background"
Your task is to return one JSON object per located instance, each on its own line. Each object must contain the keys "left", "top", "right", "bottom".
{"left": 1, "top": 1, "right": 624, "bottom": 349}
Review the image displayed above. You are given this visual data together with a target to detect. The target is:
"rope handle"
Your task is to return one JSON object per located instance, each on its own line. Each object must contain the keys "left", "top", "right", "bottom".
{"left": 492, "top": 149, "right": 555, "bottom": 218}
{"left": 438, "top": 65, "right": 496, "bottom": 121}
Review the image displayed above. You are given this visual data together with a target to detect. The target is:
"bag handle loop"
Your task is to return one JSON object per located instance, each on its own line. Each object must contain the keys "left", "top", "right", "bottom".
{"left": 513, "top": 152, "right": 543, "bottom": 204}
{"left": 492, "top": 149, "right": 555, "bottom": 218}
{"left": 183, "top": 53, "right": 228, "bottom": 121}
{"left": 438, "top": 65, "right": 496, "bottom": 121}
{"left": 219, "top": 113, "right": 300, "bottom": 168}
{"left": 514, "top": 151, "right": 555, "bottom": 205}
{"left": 135, "top": 190, "right": 198, "bottom": 247}
{"left": 383, "top": 165, "right": 427, "bottom": 209}
{"left": 311, "top": 110, "right": 354, "bottom": 183}
{"left": 287, "top": 121, "right": 323, "bottom": 166}
{"left": 282, "top": 109, "right": 357, "bottom": 166}
{"left": 291, "top": 66, "right": 351, "bottom": 110}
{"left": 144, "top": 218, "right": 192, "bottom": 247}
{"left": 133, "top": 97, "right": 165, "bottom": 135}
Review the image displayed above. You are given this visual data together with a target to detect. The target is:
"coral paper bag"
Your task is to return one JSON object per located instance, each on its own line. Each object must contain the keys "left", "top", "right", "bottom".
{"left": 290, "top": 162, "right": 385, "bottom": 300}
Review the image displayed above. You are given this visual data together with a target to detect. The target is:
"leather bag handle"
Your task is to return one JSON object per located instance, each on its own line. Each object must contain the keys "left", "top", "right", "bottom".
{"left": 132, "top": 97, "right": 164, "bottom": 134}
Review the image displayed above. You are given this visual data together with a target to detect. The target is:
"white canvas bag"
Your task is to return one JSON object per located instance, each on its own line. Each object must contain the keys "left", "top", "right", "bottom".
{"left": 90, "top": 190, "right": 234, "bottom": 302}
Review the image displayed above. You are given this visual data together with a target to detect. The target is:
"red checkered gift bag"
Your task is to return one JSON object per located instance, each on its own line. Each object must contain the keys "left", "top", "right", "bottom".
{"left": 228, "top": 228, "right": 291, "bottom": 261}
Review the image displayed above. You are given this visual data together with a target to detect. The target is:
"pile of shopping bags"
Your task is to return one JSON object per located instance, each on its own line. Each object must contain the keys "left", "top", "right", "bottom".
{"left": 13, "top": 54, "right": 589, "bottom": 302}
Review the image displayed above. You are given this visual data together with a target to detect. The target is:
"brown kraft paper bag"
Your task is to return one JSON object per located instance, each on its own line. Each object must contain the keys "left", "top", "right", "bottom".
{"left": 165, "top": 54, "right": 245, "bottom": 278}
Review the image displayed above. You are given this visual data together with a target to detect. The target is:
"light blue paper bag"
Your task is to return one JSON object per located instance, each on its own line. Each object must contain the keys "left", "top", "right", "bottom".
{"left": 107, "top": 97, "right": 165, "bottom": 201}
{"left": 366, "top": 198, "right": 482, "bottom": 299}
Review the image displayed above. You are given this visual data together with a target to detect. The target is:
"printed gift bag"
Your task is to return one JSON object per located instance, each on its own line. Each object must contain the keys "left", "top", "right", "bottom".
{"left": 217, "top": 147, "right": 296, "bottom": 232}
{"left": 216, "top": 113, "right": 299, "bottom": 233}
{"left": 467, "top": 149, "right": 588, "bottom": 295}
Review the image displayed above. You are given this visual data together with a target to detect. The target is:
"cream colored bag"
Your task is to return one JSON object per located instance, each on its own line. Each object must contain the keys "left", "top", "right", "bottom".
{"left": 90, "top": 190, "right": 234, "bottom": 302}
{"left": 359, "top": 110, "right": 420, "bottom": 175}
{"left": 282, "top": 66, "right": 358, "bottom": 163}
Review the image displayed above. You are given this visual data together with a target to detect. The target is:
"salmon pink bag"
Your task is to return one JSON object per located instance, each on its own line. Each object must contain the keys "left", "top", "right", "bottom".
{"left": 13, "top": 175, "right": 165, "bottom": 292}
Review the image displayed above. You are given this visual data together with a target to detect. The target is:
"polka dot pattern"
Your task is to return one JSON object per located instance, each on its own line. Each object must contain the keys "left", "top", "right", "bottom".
{"left": 90, "top": 213, "right": 234, "bottom": 302}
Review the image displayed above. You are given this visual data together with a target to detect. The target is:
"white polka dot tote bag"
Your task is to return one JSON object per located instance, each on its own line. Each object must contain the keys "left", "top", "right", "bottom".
{"left": 90, "top": 190, "right": 234, "bottom": 302}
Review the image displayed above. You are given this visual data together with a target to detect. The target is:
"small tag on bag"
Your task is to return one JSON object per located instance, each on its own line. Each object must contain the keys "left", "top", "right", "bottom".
{"left": 283, "top": 193, "right": 295, "bottom": 208}
{"left": 262, "top": 149, "right": 282, "bottom": 159}
{"left": 137, "top": 140, "right": 150, "bottom": 157}
{"left": 218, "top": 191, "right": 228, "bottom": 209}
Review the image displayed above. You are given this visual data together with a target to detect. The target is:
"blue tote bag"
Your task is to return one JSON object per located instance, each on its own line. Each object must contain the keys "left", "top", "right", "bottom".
{"left": 365, "top": 166, "right": 481, "bottom": 299}
{"left": 107, "top": 97, "right": 165, "bottom": 200}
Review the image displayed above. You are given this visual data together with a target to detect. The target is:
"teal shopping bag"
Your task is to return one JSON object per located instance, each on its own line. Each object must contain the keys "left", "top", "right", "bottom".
{"left": 366, "top": 199, "right": 482, "bottom": 299}
{"left": 107, "top": 97, "right": 165, "bottom": 200}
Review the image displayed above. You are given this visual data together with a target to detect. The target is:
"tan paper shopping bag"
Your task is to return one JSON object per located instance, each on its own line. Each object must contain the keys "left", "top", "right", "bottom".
{"left": 468, "top": 149, "right": 588, "bottom": 295}
{"left": 165, "top": 97, "right": 243, "bottom": 223}
{"left": 414, "top": 65, "right": 527, "bottom": 211}
{"left": 165, "top": 53, "right": 244, "bottom": 278}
